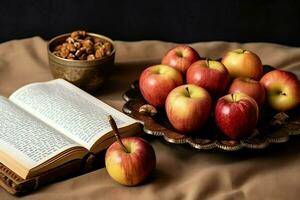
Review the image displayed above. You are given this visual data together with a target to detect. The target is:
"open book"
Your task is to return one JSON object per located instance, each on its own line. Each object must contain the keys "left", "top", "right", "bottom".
{"left": 0, "top": 79, "right": 140, "bottom": 180}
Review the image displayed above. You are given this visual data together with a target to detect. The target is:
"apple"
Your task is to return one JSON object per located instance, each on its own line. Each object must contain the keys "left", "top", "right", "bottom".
{"left": 105, "top": 137, "right": 156, "bottom": 186}
{"left": 215, "top": 93, "right": 259, "bottom": 139}
{"left": 260, "top": 69, "right": 300, "bottom": 111}
{"left": 221, "top": 49, "right": 263, "bottom": 80}
{"left": 165, "top": 84, "right": 212, "bottom": 134}
{"left": 186, "top": 59, "right": 230, "bottom": 97}
{"left": 105, "top": 115, "right": 156, "bottom": 186}
{"left": 139, "top": 64, "right": 183, "bottom": 108}
{"left": 229, "top": 77, "right": 265, "bottom": 107}
{"left": 162, "top": 45, "right": 200, "bottom": 74}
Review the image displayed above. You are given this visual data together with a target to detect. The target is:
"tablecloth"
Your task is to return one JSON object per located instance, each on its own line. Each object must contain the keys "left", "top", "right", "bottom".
{"left": 0, "top": 37, "right": 300, "bottom": 200}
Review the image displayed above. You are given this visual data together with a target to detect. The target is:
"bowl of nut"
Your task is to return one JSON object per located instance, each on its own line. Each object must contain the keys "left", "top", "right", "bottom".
{"left": 47, "top": 30, "right": 115, "bottom": 91}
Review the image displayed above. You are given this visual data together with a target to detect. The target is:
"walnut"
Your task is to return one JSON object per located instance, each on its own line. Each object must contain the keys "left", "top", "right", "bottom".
{"left": 60, "top": 47, "right": 70, "bottom": 58}
{"left": 53, "top": 51, "right": 61, "bottom": 57}
{"left": 66, "top": 43, "right": 76, "bottom": 52}
{"left": 95, "top": 47, "right": 105, "bottom": 59}
{"left": 73, "top": 41, "right": 81, "bottom": 49}
{"left": 82, "top": 39, "right": 93, "bottom": 49}
{"left": 87, "top": 54, "right": 96, "bottom": 60}
{"left": 75, "top": 47, "right": 86, "bottom": 57}
{"left": 66, "top": 37, "right": 75, "bottom": 44}
{"left": 86, "top": 47, "right": 94, "bottom": 54}
{"left": 79, "top": 53, "right": 87, "bottom": 60}
{"left": 139, "top": 104, "right": 157, "bottom": 116}
{"left": 67, "top": 53, "right": 75, "bottom": 60}
{"left": 70, "top": 31, "right": 80, "bottom": 39}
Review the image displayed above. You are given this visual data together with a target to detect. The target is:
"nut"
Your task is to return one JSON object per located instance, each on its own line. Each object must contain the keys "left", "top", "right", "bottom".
{"left": 79, "top": 53, "right": 87, "bottom": 60}
{"left": 82, "top": 39, "right": 93, "bottom": 49}
{"left": 95, "top": 48, "right": 105, "bottom": 59}
{"left": 66, "top": 43, "right": 76, "bottom": 52}
{"left": 66, "top": 37, "right": 75, "bottom": 44}
{"left": 86, "top": 47, "right": 94, "bottom": 54}
{"left": 53, "top": 51, "right": 61, "bottom": 57}
{"left": 67, "top": 53, "right": 75, "bottom": 60}
{"left": 139, "top": 104, "right": 157, "bottom": 116}
{"left": 52, "top": 30, "right": 113, "bottom": 60}
{"left": 87, "top": 54, "right": 96, "bottom": 60}
{"left": 75, "top": 47, "right": 86, "bottom": 57}
{"left": 60, "top": 47, "right": 70, "bottom": 58}
{"left": 73, "top": 41, "right": 81, "bottom": 49}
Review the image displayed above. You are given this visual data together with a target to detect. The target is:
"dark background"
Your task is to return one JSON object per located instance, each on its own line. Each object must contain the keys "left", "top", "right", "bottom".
{"left": 1, "top": 0, "right": 300, "bottom": 46}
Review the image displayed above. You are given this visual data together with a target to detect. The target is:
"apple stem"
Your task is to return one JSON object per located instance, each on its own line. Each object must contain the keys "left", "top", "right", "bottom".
{"left": 236, "top": 49, "right": 246, "bottom": 54}
{"left": 108, "top": 115, "right": 130, "bottom": 153}
{"left": 206, "top": 58, "right": 210, "bottom": 66}
{"left": 279, "top": 91, "right": 287, "bottom": 96}
{"left": 185, "top": 87, "right": 190, "bottom": 97}
{"left": 231, "top": 93, "right": 235, "bottom": 102}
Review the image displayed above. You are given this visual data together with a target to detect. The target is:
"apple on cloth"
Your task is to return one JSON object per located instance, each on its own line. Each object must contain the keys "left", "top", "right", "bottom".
{"left": 221, "top": 49, "right": 263, "bottom": 80}
{"left": 214, "top": 93, "right": 259, "bottom": 139}
{"left": 165, "top": 84, "right": 212, "bottom": 134}
{"left": 139, "top": 64, "right": 183, "bottom": 108}
{"left": 186, "top": 59, "right": 230, "bottom": 97}
{"left": 105, "top": 116, "right": 156, "bottom": 186}
{"left": 162, "top": 45, "right": 200, "bottom": 74}
{"left": 260, "top": 69, "right": 300, "bottom": 111}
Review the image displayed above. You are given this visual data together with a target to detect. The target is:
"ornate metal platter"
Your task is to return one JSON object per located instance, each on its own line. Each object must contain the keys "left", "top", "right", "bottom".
{"left": 122, "top": 81, "right": 300, "bottom": 151}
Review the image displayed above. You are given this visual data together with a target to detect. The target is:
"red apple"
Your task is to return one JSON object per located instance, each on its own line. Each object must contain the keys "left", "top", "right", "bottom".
{"left": 260, "top": 69, "right": 300, "bottom": 111}
{"left": 139, "top": 64, "right": 183, "bottom": 108}
{"left": 215, "top": 93, "right": 259, "bottom": 139}
{"left": 165, "top": 84, "right": 212, "bottom": 134}
{"left": 221, "top": 49, "right": 263, "bottom": 80}
{"left": 162, "top": 45, "right": 200, "bottom": 74}
{"left": 105, "top": 136, "right": 156, "bottom": 186}
{"left": 186, "top": 59, "right": 230, "bottom": 97}
{"left": 229, "top": 77, "right": 265, "bottom": 107}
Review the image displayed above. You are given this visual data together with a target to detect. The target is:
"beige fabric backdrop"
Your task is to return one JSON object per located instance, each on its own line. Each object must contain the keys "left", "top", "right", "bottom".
{"left": 0, "top": 37, "right": 300, "bottom": 200}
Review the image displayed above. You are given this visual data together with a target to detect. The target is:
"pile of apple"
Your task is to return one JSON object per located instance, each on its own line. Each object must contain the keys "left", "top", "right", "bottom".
{"left": 139, "top": 45, "right": 300, "bottom": 139}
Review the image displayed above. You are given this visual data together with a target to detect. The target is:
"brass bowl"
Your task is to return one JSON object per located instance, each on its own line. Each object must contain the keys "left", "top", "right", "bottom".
{"left": 47, "top": 32, "right": 115, "bottom": 91}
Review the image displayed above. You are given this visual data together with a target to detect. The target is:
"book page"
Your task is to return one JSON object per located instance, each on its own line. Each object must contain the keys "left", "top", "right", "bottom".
{"left": 9, "top": 79, "right": 138, "bottom": 150}
{"left": 0, "top": 97, "right": 79, "bottom": 170}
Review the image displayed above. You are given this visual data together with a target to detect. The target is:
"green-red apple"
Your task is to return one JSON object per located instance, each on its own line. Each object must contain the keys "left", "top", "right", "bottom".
{"left": 162, "top": 45, "right": 200, "bottom": 74}
{"left": 186, "top": 59, "right": 230, "bottom": 97}
{"left": 139, "top": 64, "right": 183, "bottom": 108}
{"left": 215, "top": 93, "right": 259, "bottom": 139}
{"left": 165, "top": 84, "right": 212, "bottom": 134}
{"left": 260, "top": 69, "right": 300, "bottom": 111}
{"left": 229, "top": 77, "right": 265, "bottom": 107}
{"left": 105, "top": 137, "right": 156, "bottom": 186}
{"left": 221, "top": 49, "right": 263, "bottom": 80}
